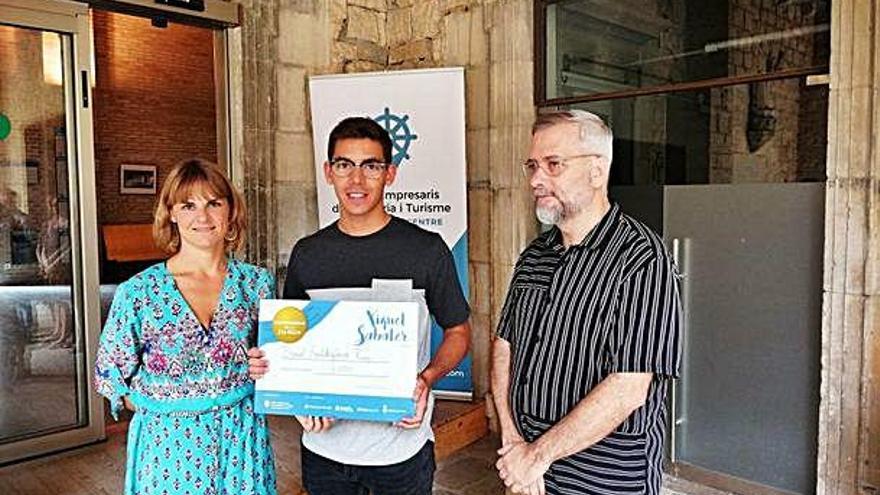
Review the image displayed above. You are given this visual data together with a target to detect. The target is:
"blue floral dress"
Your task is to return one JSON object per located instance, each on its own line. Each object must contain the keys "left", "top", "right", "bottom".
{"left": 94, "top": 259, "right": 277, "bottom": 495}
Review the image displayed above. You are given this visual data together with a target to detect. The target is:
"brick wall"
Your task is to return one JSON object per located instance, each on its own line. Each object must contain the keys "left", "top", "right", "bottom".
{"left": 92, "top": 11, "right": 217, "bottom": 226}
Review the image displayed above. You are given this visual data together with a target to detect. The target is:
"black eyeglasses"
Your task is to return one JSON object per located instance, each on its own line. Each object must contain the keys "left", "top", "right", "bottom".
{"left": 521, "top": 154, "right": 602, "bottom": 178}
{"left": 329, "top": 158, "right": 389, "bottom": 179}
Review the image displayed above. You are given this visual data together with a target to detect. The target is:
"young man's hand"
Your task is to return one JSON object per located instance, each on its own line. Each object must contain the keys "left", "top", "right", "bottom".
{"left": 395, "top": 374, "right": 430, "bottom": 429}
{"left": 296, "top": 415, "right": 335, "bottom": 432}
{"left": 247, "top": 347, "right": 269, "bottom": 379}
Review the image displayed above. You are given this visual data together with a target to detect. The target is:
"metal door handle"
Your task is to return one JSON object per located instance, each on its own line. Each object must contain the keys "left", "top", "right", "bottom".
{"left": 669, "top": 237, "right": 689, "bottom": 462}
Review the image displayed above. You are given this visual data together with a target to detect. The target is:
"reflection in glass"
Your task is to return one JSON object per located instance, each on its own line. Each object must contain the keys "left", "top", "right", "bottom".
{"left": 571, "top": 78, "right": 827, "bottom": 185}
{"left": 0, "top": 25, "right": 82, "bottom": 443}
{"left": 547, "top": 0, "right": 830, "bottom": 100}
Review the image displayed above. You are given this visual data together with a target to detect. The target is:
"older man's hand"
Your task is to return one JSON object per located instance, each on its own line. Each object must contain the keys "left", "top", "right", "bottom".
{"left": 522, "top": 478, "right": 546, "bottom": 495}
{"left": 496, "top": 441, "right": 551, "bottom": 494}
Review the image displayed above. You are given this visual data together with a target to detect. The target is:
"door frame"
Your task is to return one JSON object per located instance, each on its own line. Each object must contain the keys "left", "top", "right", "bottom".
{"left": 0, "top": 0, "right": 243, "bottom": 465}
{"left": 83, "top": 0, "right": 241, "bottom": 191}
{"left": 0, "top": 0, "right": 103, "bottom": 464}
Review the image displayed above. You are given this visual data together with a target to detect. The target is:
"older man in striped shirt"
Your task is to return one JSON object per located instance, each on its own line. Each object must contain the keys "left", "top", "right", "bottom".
{"left": 492, "top": 110, "right": 682, "bottom": 495}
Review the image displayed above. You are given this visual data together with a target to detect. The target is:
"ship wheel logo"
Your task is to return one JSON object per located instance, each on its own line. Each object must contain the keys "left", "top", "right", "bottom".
{"left": 374, "top": 107, "right": 418, "bottom": 166}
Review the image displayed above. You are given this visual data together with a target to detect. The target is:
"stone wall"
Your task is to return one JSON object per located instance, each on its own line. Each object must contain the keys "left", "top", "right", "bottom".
{"left": 233, "top": 0, "right": 280, "bottom": 269}
{"left": 819, "top": 1, "right": 880, "bottom": 492}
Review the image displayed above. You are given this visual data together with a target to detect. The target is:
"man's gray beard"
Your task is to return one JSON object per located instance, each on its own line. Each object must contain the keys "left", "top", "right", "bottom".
{"left": 536, "top": 204, "right": 561, "bottom": 225}
{"left": 535, "top": 201, "right": 582, "bottom": 226}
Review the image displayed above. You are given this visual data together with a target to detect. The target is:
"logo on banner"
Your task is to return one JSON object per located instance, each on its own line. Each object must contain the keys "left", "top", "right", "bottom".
{"left": 374, "top": 107, "right": 418, "bottom": 166}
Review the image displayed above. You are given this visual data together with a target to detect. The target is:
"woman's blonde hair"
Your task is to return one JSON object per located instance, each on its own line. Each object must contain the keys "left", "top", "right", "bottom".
{"left": 153, "top": 158, "right": 247, "bottom": 254}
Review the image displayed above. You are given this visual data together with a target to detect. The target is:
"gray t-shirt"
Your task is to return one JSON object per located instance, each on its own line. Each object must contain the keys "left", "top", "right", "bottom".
{"left": 284, "top": 218, "right": 470, "bottom": 465}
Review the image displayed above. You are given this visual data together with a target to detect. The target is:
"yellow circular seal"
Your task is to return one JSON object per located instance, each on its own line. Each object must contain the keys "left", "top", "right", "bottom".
{"left": 273, "top": 307, "right": 307, "bottom": 343}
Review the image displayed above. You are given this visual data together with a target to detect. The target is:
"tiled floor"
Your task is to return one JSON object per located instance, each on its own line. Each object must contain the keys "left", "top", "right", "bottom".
{"left": 0, "top": 418, "right": 730, "bottom": 495}
{"left": 0, "top": 415, "right": 505, "bottom": 495}
{"left": 433, "top": 435, "right": 733, "bottom": 495}
{"left": 433, "top": 434, "right": 505, "bottom": 494}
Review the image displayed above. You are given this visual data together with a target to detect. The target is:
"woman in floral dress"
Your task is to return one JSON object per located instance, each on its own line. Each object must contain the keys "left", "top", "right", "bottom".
{"left": 95, "top": 159, "right": 276, "bottom": 495}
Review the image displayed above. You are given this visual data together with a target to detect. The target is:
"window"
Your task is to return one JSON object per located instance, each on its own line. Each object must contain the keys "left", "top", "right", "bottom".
{"left": 538, "top": 0, "right": 830, "bottom": 104}
{"left": 567, "top": 78, "right": 827, "bottom": 186}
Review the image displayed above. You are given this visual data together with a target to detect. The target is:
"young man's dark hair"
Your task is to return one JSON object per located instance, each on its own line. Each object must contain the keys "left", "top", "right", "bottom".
{"left": 327, "top": 117, "right": 394, "bottom": 165}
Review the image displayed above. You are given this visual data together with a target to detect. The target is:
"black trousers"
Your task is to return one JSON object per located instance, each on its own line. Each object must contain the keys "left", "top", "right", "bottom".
{"left": 301, "top": 441, "right": 435, "bottom": 495}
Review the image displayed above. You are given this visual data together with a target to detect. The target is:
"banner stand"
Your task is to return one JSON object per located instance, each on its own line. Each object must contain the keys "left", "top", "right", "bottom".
{"left": 309, "top": 68, "right": 472, "bottom": 400}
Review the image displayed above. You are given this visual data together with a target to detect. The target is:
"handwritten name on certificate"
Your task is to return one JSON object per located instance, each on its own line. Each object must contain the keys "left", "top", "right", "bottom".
{"left": 254, "top": 299, "right": 419, "bottom": 422}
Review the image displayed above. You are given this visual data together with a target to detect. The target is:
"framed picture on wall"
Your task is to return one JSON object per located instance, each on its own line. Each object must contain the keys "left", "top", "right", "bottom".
{"left": 120, "top": 164, "right": 157, "bottom": 195}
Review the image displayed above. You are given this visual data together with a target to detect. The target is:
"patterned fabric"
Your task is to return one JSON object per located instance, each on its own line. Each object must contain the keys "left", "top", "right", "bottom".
{"left": 95, "top": 259, "right": 277, "bottom": 495}
{"left": 127, "top": 397, "right": 275, "bottom": 495}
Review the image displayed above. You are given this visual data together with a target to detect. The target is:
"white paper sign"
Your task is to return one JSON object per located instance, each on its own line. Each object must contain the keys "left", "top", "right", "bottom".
{"left": 254, "top": 299, "right": 419, "bottom": 422}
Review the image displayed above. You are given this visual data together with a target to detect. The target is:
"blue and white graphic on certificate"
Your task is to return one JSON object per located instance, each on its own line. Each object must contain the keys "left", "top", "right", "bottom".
{"left": 254, "top": 299, "right": 420, "bottom": 422}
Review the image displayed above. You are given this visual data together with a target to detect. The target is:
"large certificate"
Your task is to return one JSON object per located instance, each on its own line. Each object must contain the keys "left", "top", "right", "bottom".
{"left": 254, "top": 299, "right": 419, "bottom": 422}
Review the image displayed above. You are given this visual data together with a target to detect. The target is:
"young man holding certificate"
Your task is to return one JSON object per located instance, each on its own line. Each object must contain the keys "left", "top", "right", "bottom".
{"left": 248, "top": 117, "right": 471, "bottom": 494}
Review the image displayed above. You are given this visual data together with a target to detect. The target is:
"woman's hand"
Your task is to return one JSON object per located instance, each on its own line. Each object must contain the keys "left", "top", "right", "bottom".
{"left": 247, "top": 347, "right": 269, "bottom": 379}
{"left": 123, "top": 396, "right": 136, "bottom": 412}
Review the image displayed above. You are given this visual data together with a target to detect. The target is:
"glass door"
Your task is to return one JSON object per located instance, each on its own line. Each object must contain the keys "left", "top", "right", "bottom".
{"left": 0, "top": 0, "right": 102, "bottom": 464}
{"left": 664, "top": 184, "right": 823, "bottom": 495}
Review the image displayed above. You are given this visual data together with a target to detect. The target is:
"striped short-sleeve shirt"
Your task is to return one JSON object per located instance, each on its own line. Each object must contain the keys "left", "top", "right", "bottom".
{"left": 497, "top": 203, "right": 682, "bottom": 495}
